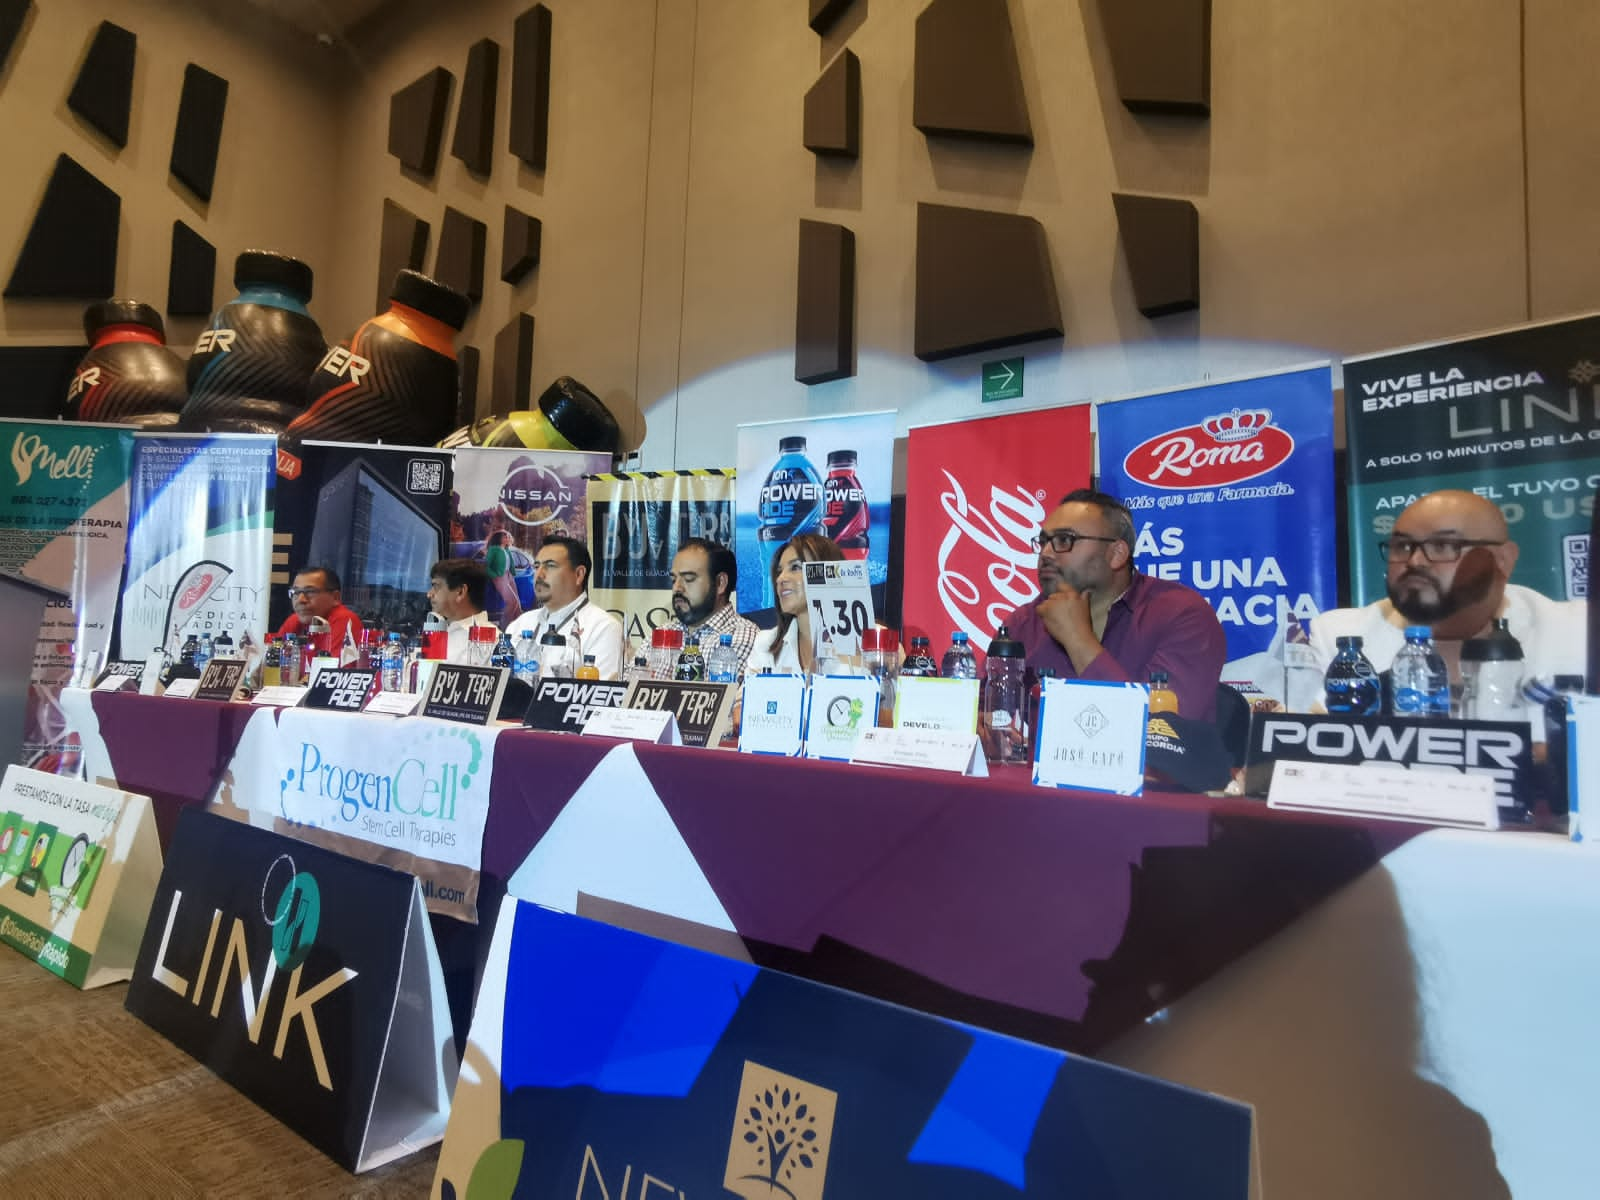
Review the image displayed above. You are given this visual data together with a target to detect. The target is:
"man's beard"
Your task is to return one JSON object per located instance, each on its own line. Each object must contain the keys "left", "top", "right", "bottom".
{"left": 672, "top": 593, "right": 716, "bottom": 625}
{"left": 1389, "top": 568, "right": 1495, "bottom": 624}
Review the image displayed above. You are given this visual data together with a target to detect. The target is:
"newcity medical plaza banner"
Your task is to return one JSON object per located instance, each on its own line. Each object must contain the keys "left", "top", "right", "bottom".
{"left": 450, "top": 446, "right": 610, "bottom": 629}
{"left": 1, "top": 419, "right": 133, "bottom": 771}
{"left": 117, "top": 433, "right": 275, "bottom": 660}
{"left": 902, "top": 405, "right": 1092, "bottom": 655}
{"left": 1097, "top": 365, "right": 1338, "bottom": 696}
{"left": 1345, "top": 313, "right": 1600, "bottom": 603}
{"left": 736, "top": 411, "right": 894, "bottom": 624}
{"left": 588, "top": 470, "right": 737, "bottom": 647}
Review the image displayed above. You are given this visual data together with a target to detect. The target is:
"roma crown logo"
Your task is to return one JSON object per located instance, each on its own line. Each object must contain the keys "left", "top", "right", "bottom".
{"left": 724, "top": 1060, "right": 836, "bottom": 1200}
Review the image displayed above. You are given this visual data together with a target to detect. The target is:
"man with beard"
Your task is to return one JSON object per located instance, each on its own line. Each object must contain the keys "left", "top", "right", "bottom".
{"left": 505, "top": 535, "right": 625, "bottom": 678}
{"left": 1309, "top": 489, "right": 1585, "bottom": 719}
{"left": 1002, "top": 488, "right": 1227, "bottom": 720}
{"left": 661, "top": 537, "right": 759, "bottom": 676}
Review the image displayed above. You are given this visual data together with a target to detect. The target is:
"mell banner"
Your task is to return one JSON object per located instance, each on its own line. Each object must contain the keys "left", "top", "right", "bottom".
{"left": 117, "top": 433, "right": 275, "bottom": 661}
{"left": 449, "top": 446, "right": 610, "bottom": 629}
{"left": 588, "top": 470, "right": 737, "bottom": 648}
{"left": 269, "top": 441, "right": 451, "bottom": 634}
{"left": 736, "top": 412, "right": 895, "bottom": 625}
{"left": 0, "top": 419, "right": 133, "bottom": 772}
{"left": 1345, "top": 313, "right": 1600, "bottom": 604}
{"left": 433, "top": 902, "right": 1253, "bottom": 1199}
{"left": 1097, "top": 366, "right": 1337, "bottom": 696}
{"left": 903, "top": 405, "right": 1092, "bottom": 657}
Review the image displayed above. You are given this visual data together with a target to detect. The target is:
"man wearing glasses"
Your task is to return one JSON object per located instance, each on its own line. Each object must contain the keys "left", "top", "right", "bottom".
{"left": 1005, "top": 488, "right": 1227, "bottom": 720}
{"left": 1309, "top": 489, "right": 1585, "bottom": 699}
{"left": 505, "top": 535, "right": 625, "bottom": 679}
{"left": 277, "top": 566, "right": 364, "bottom": 646}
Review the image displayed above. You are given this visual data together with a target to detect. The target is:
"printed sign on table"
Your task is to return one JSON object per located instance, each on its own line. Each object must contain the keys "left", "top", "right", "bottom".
{"left": 623, "top": 679, "right": 735, "bottom": 749}
{"left": 195, "top": 658, "right": 248, "bottom": 702}
{"left": 420, "top": 663, "right": 508, "bottom": 725}
{"left": 522, "top": 677, "right": 628, "bottom": 733}
{"left": 304, "top": 666, "right": 378, "bottom": 711}
{"left": 0, "top": 765, "right": 162, "bottom": 988}
{"left": 432, "top": 901, "right": 1253, "bottom": 1199}
{"left": 126, "top": 810, "right": 456, "bottom": 1173}
{"left": 738, "top": 674, "right": 808, "bottom": 756}
{"left": 893, "top": 676, "right": 980, "bottom": 735}
{"left": 1032, "top": 679, "right": 1149, "bottom": 795}
{"left": 804, "top": 675, "right": 880, "bottom": 760}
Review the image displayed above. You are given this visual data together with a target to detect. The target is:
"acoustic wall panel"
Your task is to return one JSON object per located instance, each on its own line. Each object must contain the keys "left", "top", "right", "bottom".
{"left": 170, "top": 63, "right": 228, "bottom": 201}
{"left": 0, "top": 1, "right": 30, "bottom": 75}
{"left": 913, "top": 202, "right": 1061, "bottom": 362}
{"left": 1099, "top": 0, "right": 1211, "bottom": 116}
{"left": 809, "top": 0, "right": 854, "bottom": 35}
{"left": 913, "top": 0, "right": 1032, "bottom": 145}
{"left": 457, "top": 344, "right": 480, "bottom": 427}
{"left": 451, "top": 39, "right": 499, "bottom": 175}
{"left": 1112, "top": 193, "right": 1200, "bottom": 317}
{"left": 67, "top": 21, "right": 135, "bottom": 147}
{"left": 501, "top": 205, "right": 541, "bottom": 284}
{"left": 377, "top": 199, "right": 429, "bottom": 313}
{"left": 492, "top": 312, "right": 535, "bottom": 416}
{"left": 5, "top": 155, "right": 118, "bottom": 299}
{"left": 795, "top": 219, "right": 855, "bottom": 385}
{"left": 389, "top": 66, "right": 453, "bottom": 176}
{"left": 509, "top": 4, "right": 552, "bottom": 169}
{"left": 804, "top": 49, "right": 860, "bottom": 158}
{"left": 167, "top": 220, "right": 215, "bottom": 316}
{"left": 435, "top": 207, "right": 487, "bottom": 303}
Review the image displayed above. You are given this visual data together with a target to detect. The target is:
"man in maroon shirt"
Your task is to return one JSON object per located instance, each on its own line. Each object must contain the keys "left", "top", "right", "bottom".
{"left": 1002, "top": 489, "right": 1226, "bottom": 720}
{"left": 277, "top": 566, "right": 364, "bottom": 646}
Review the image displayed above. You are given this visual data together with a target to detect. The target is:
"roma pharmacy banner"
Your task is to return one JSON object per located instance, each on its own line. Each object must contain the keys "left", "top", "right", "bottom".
{"left": 587, "top": 469, "right": 737, "bottom": 648}
{"left": 902, "top": 405, "right": 1092, "bottom": 656}
{"left": 0, "top": 419, "right": 133, "bottom": 772}
{"left": 117, "top": 433, "right": 275, "bottom": 660}
{"left": 1345, "top": 313, "right": 1600, "bottom": 603}
{"left": 1096, "top": 365, "right": 1338, "bottom": 693}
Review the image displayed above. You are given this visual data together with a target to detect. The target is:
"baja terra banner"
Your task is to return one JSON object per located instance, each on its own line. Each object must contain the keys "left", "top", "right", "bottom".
{"left": 902, "top": 405, "right": 1091, "bottom": 659}
{"left": 117, "top": 433, "right": 275, "bottom": 661}
{"left": 1096, "top": 365, "right": 1338, "bottom": 689}
{"left": 1345, "top": 313, "right": 1600, "bottom": 603}
{"left": 1, "top": 419, "right": 134, "bottom": 772}
{"left": 588, "top": 469, "right": 737, "bottom": 648}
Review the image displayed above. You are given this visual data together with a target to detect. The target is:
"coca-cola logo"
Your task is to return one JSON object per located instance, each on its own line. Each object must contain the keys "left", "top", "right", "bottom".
{"left": 1122, "top": 408, "right": 1294, "bottom": 489}
{"left": 935, "top": 471, "right": 1045, "bottom": 644}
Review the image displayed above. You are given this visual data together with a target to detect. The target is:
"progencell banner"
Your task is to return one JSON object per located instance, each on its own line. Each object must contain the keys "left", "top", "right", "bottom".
{"left": 902, "top": 405, "right": 1092, "bottom": 658}
{"left": 1345, "top": 313, "right": 1600, "bottom": 603}
{"left": 0, "top": 419, "right": 133, "bottom": 772}
{"left": 1096, "top": 366, "right": 1338, "bottom": 690}
{"left": 450, "top": 446, "right": 610, "bottom": 629}
{"left": 117, "top": 433, "right": 275, "bottom": 660}
{"left": 736, "top": 411, "right": 895, "bottom": 626}
{"left": 588, "top": 470, "right": 736, "bottom": 648}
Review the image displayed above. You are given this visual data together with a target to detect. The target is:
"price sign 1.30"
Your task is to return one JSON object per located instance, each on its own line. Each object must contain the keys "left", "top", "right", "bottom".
{"left": 802, "top": 559, "right": 875, "bottom": 660}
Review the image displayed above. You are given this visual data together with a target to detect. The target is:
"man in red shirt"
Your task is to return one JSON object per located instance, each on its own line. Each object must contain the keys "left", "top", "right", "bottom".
{"left": 277, "top": 566, "right": 364, "bottom": 647}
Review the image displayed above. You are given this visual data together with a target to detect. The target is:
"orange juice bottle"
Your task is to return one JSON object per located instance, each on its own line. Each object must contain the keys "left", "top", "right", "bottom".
{"left": 1148, "top": 670, "right": 1179, "bottom": 714}
{"left": 575, "top": 654, "right": 601, "bottom": 681}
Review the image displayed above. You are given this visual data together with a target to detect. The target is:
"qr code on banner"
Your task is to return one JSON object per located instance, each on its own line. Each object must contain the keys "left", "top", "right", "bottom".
{"left": 1564, "top": 533, "right": 1589, "bottom": 599}
{"left": 407, "top": 459, "right": 444, "bottom": 494}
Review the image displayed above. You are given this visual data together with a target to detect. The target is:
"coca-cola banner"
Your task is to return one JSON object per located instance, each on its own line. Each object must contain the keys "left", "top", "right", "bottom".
{"left": 1096, "top": 365, "right": 1337, "bottom": 695}
{"left": 735, "top": 411, "right": 895, "bottom": 624}
{"left": 902, "top": 405, "right": 1091, "bottom": 655}
{"left": 587, "top": 470, "right": 737, "bottom": 648}
{"left": 1345, "top": 313, "right": 1600, "bottom": 604}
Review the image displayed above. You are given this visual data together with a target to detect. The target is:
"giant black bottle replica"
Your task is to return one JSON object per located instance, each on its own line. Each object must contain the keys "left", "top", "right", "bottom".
{"left": 179, "top": 250, "right": 326, "bottom": 433}
{"left": 287, "top": 269, "right": 469, "bottom": 447}
{"left": 437, "top": 375, "right": 623, "bottom": 456}
{"left": 66, "top": 300, "right": 188, "bottom": 428}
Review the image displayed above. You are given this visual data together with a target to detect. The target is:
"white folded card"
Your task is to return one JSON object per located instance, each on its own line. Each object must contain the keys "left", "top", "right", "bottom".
{"left": 805, "top": 674, "right": 881, "bottom": 761}
{"left": 250, "top": 684, "right": 308, "bottom": 707}
{"left": 851, "top": 727, "right": 988, "bottom": 776}
{"left": 1267, "top": 759, "right": 1500, "bottom": 829}
{"left": 583, "top": 706, "right": 682, "bottom": 745}
{"left": 161, "top": 678, "right": 199, "bottom": 699}
{"left": 364, "top": 690, "right": 423, "bottom": 716}
{"left": 1032, "top": 678, "right": 1148, "bottom": 795}
{"left": 738, "top": 673, "right": 808, "bottom": 756}
{"left": 893, "top": 676, "right": 980, "bottom": 735}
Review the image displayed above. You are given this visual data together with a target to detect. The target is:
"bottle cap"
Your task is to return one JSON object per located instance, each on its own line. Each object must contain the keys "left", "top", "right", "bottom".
{"left": 538, "top": 376, "right": 622, "bottom": 457}
{"left": 583, "top": 654, "right": 596, "bottom": 663}
{"left": 1553, "top": 674, "right": 1586, "bottom": 691}
{"left": 825, "top": 450, "right": 857, "bottom": 468}
{"left": 1335, "top": 635, "right": 1364, "bottom": 651}
{"left": 1404, "top": 626, "right": 1432, "bottom": 639}
{"left": 986, "top": 624, "right": 1024, "bottom": 659}
{"left": 539, "top": 629, "right": 567, "bottom": 646}
{"left": 469, "top": 625, "right": 498, "bottom": 643}
{"left": 911, "top": 636, "right": 930, "bottom": 650}
{"left": 661, "top": 628, "right": 684, "bottom": 650}
{"left": 234, "top": 250, "right": 314, "bottom": 301}
{"left": 390, "top": 269, "right": 470, "bottom": 331}
{"left": 84, "top": 299, "right": 165, "bottom": 342}
{"left": 1461, "top": 627, "right": 1525, "bottom": 661}
{"left": 951, "top": 631, "right": 969, "bottom": 644}
{"left": 1149, "top": 669, "right": 1170, "bottom": 685}
{"left": 720, "top": 633, "right": 733, "bottom": 646}
{"left": 778, "top": 436, "right": 808, "bottom": 454}
{"left": 520, "top": 629, "right": 535, "bottom": 638}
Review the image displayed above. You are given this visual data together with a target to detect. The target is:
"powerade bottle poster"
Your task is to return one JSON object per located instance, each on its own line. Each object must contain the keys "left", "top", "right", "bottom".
{"left": 735, "top": 411, "right": 895, "bottom": 626}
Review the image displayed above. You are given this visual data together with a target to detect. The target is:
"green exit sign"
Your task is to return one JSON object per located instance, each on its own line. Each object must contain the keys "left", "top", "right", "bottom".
{"left": 982, "top": 357, "right": 1024, "bottom": 402}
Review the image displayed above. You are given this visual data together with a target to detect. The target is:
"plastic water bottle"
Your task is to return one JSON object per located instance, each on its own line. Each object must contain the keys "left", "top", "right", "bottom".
{"left": 513, "top": 630, "right": 539, "bottom": 685}
{"left": 490, "top": 630, "right": 516, "bottom": 671}
{"left": 901, "top": 635, "right": 938, "bottom": 678}
{"left": 650, "top": 627, "right": 684, "bottom": 679}
{"left": 195, "top": 633, "right": 213, "bottom": 671}
{"left": 1390, "top": 626, "right": 1450, "bottom": 716}
{"left": 539, "top": 629, "right": 576, "bottom": 679}
{"left": 939, "top": 631, "right": 977, "bottom": 680}
{"left": 280, "top": 633, "right": 301, "bottom": 686}
{"left": 706, "top": 632, "right": 739, "bottom": 684}
{"left": 756, "top": 436, "right": 824, "bottom": 605}
{"left": 1324, "top": 635, "right": 1380, "bottom": 715}
{"left": 1460, "top": 618, "right": 1525, "bottom": 722}
{"left": 980, "top": 625, "right": 1027, "bottom": 764}
{"left": 862, "top": 627, "right": 899, "bottom": 725}
{"left": 179, "top": 634, "right": 200, "bottom": 668}
{"left": 675, "top": 633, "right": 706, "bottom": 681}
{"left": 380, "top": 633, "right": 404, "bottom": 692}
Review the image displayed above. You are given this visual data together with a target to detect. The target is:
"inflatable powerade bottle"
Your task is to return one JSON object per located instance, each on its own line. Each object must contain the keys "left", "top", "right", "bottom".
{"left": 287, "top": 269, "right": 469, "bottom": 449}
{"left": 435, "top": 375, "right": 623, "bottom": 456}
{"left": 180, "top": 250, "right": 326, "bottom": 434}
{"left": 66, "top": 300, "right": 188, "bottom": 428}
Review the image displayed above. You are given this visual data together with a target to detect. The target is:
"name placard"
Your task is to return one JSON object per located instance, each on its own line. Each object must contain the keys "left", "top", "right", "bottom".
{"left": 126, "top": 811, "right": 456, "bottom": 1173}
{"left": 1032, "top": 679, "right": 1148, "bottom": 795}
{"left": 805, "top": 674, "right": 881, "bottom": 761}
{"left": 737, "top": 673, "right": 807, "bottom": 756}
{"left": 251, "top": 684, "right": 308, "bottom": 707}
{"left": 851, "top": 727, "right": 987, "bottom": 776}
{"left": 304, "top": 666, "right": 379, "bottom": 712}
{"left": 1267, "top": 759, "right": 1500, "bottom": 829}
{"left": 583, "top": 706, "right": 681, "bottom": 744}
{"left": 893, "top": 675, "right": 980, "bottom": 735}
{"left": 95, "top": 659, "right": 147, "bottom": 690}
{"left": 162, "top": 677, "right": 200, "bottom": 699}
{"left": 364, "top": 690, "right": 422, "bottom": 717}
{"left": 622, "top": 679, "right": 735, "bottom": 749}
{"left": 195, "top": 657, "right": 248, "bottom": 702}
{"left": 523, "top": 678, "right": 628, "bottom": 734}
{"left": 421, "top": 663, "right": 508, "bottom": 725}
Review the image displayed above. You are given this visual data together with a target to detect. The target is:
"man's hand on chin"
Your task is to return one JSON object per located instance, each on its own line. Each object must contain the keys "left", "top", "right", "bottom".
{"left": 1037, "top": 584, "right": 1102, "bottom": 671}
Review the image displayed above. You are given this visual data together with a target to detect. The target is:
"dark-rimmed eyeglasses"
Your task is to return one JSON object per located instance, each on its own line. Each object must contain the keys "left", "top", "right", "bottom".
{"left": 1379, "top": 536, "right": 1505, "bottom": 563}
{"left": 285, "top": 586, "right": 329, "bottom": 600}
{"left": 1030, "top": 529, "right": 1120, "bottom": 554}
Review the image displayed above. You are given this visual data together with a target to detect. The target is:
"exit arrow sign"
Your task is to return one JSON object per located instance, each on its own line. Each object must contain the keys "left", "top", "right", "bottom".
{"left": 982, "top": 357, "right": 1023, "bottom": 402}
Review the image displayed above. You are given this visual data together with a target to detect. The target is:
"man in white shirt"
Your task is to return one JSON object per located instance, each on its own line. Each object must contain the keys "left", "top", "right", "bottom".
{"left": 505, "top": 535, "right": 625, "bottom": 679}
{"left": 1310, "top": 489, "right": 1586, "bottom": 726}
{"left": 428, "top": 558, "right": 495, "bottom": 662}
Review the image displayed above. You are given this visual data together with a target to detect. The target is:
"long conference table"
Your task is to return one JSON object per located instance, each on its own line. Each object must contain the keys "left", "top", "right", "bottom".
{"left": 21, "top": 689, "right": 1599, "bottom": 1198}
